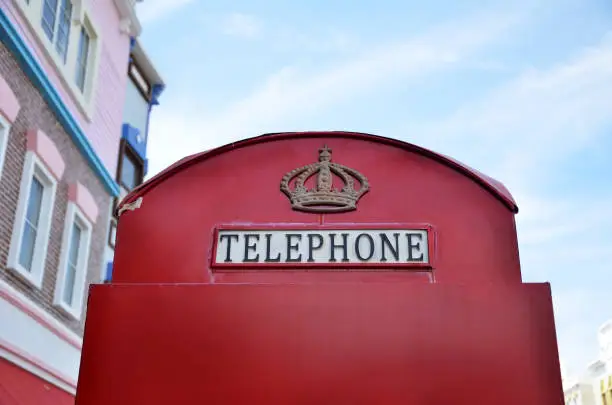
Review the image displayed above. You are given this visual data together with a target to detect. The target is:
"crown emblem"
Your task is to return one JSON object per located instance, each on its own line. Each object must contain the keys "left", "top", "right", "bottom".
{"left": 280, "top": 145, "right": 369, "bottom": 213}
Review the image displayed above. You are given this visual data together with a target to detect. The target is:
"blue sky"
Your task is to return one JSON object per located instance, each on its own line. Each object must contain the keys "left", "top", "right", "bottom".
{"left": 135, "top": 0, "right": 612, "bottom": 378}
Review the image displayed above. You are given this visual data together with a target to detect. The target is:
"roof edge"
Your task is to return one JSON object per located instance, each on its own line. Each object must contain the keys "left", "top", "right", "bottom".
{"left": 118, "top": 131, "right": 518, "bottom": 215}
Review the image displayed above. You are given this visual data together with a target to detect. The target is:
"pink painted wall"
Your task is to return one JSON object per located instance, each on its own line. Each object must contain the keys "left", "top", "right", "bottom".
{"left": 68, "top": 181, "right": 100, "bottom": 224}
{"left": 26, "top": 128, "right": 66, "bottom": 180}
{"left": 1, "top": 0, "right": 131, "bottom": 179}
{"left": 0, "top": 73, "right": 21, "bottom": 122}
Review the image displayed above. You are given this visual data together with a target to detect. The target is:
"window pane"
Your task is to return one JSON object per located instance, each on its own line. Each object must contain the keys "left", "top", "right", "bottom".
{"left": 75, "top": 27, "right": 90, "bottom": 91}
{"left": 129, "top": 64, "right": 150, "bottom": 96}
{"left": 18, "top": 222, "right": 37, "bottom": 271}
{"left": 55, "top": 0, "right": 72, "bottom": 62}
{"left": 63, "top": 222, "right": 82, "bottom": 306}
{"left": 41, "top": 0, "right": 59, "bottom": 41}
{"left": 26, "top": 177, "right": 44, "bottom": 227}
{"left": 68, "top": 223, "right": 81, "bottom": 266}
{"left": 120, "top": 154, "right": 139, "bottom": 190}
{"left": 63, "top": 263, "right": 77, "bottom": 305}
{"left": 18, "top": 177, "right": 45, "bottom": 271}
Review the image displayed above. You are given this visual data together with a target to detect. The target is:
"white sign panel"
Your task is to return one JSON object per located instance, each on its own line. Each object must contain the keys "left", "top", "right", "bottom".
{"left": 212, "top": 228, "right": 430, "bottom": 267}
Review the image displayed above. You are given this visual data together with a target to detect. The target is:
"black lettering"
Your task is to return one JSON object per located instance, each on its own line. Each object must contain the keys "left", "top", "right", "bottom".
{"left": 329, "top": 233, "right": 349, "bottom": 262}
{"left": 380, "top": 233, "right": 400, "bottom": 262}
{"left": 219, "top": 234, "right": 239, "bottom": 262}
{"left": 286, "top": 234, "right": 302, "bottom": 262}
{"left": 307, "top": 234, "right": 324, "bottom": 262}
{"left": 264, "top": 233, "right": 281, "bottom": 262}
{"left": 406, "top": 233, "right": 424, "bottom": 262}
{"left": 243, "top": 234, "right": 260, "bottom": 262}
{"left": 355, "top": 233, "right": 375, "bottom": 261}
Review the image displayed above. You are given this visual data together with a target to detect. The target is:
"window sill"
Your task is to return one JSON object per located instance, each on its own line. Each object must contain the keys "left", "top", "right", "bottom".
{"left": 53, "top": 299, "right": 83, "bottom": 321}
{"left": 5, "top": 262, "right": 44, "bottom": 290}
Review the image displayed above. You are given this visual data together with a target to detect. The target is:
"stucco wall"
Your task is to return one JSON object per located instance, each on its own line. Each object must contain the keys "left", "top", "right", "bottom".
{"left": 0, "top": 0, "right": 130, "bottom": 177}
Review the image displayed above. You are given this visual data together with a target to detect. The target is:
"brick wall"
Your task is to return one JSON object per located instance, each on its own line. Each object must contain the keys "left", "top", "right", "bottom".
{"left": 0, "top": 42, "right": 112, "bottom": 337}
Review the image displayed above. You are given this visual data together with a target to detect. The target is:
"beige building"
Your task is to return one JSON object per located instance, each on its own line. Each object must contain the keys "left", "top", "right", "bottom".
{"left": 564, "top": 320, "right": 612, "bottom": 405}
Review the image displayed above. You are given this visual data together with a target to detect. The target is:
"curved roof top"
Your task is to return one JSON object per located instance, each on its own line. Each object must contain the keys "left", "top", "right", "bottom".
{"left": 118, "top": 131, "right": 518, "bottom": 214}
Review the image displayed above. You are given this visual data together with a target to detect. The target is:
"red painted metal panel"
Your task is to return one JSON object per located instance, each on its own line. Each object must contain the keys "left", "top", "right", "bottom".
{"left": 0, "top": 358, "right": 74, "bottom": 405}
{"left": 120, "top": 132, "right": 518, "bottom": 212}
{"left": 75, "top": 283, "right": 564, "bottom": 405}
{"left": 112, "top": 134, "right": 521, "bottom": 285}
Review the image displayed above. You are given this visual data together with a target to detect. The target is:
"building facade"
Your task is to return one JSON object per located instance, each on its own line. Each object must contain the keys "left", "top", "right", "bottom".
{"left": 103, "top": 37, "right": 164, "bottom": 282}
{"left": 564, "top": 319, "right": 612, "bottom": 405}
{"left": 0, "top": 0, "right": 164, "bottom": 402}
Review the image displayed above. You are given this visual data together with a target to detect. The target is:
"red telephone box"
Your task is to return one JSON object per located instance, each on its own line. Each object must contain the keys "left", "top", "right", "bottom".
{"left": 75, "top": 132, "right": 564, "bottom": 404}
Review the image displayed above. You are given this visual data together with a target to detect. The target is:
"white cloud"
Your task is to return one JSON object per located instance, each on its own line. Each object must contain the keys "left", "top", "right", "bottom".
{"left": 221, "top": 13, "right": 263, "bottom": 39}
{"left": 136, "top": 0, "right": 194, "bottom": 24}
{"left": 146, "top": 10, "right": 523, "bottom": 176}
{"left": 408, "top": 32, "right": 612, "bottom": 246}
{"left": 415, "top": 33, "right": 612, "bottom": 188}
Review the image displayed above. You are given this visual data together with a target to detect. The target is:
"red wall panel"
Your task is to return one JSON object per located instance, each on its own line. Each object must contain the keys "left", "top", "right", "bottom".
{"left": 112, "top": 133, "right": 521, "bottom": 285}
{"left": 82, "top": 133, "right": 562, "bottom": 404}
{"left": 75, "top": 283, "right": 564, "bottom": 405}
{"left": 0, "top": 358, "right": 74, "bottom": 405}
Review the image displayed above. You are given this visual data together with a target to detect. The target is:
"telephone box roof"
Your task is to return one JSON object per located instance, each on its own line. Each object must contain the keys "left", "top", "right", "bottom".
{"left": 119, "top": 131, "right": 518, "bottom": 214}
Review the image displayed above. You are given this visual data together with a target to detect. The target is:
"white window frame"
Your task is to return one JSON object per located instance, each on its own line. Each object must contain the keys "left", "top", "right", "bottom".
{"left": 7, "top": 151, "right": 57, "bottom": 289}
{"left": 53, "top": 202, "right": 92, "bottom": 320}
{"left": 13, "top": 0, "right": 103, "bottom": 120}
{"left": 0, "top": 114, "right": 10, "bottom": 178}
{"left": 40, "top": 0, "right": 72, "bottom": 63}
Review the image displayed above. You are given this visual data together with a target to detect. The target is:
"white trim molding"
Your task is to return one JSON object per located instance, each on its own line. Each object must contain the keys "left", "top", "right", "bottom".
{"left": 0, "top": 279, "right": 80, "bottom": 394}
{"left": 0, "top": 114, "right": 10, "bottom": 178}
{"left": 0, "top": 279, "right": 83, "bottom": 347}
{"left": 54, "top": 202, "right": 93, "bottom": 320}
{"left": 113, "top": 0, "right": 142, "bottom": 36}
{"left": 0, "top": 340, "right": 76, "bottom": 395}
{"left": 12, "top": 0, "right": 104, "bottom": 121}
{"left": 7, "top": 151, "right": 57, "bottom": 289}
{"left": 131, "top": 38, "right": 165, "bottom": 87}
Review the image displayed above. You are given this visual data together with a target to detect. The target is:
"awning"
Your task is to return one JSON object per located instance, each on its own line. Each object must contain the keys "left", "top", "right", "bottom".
{"left": 0, "top": 358, "right": 74, "bottom": 405}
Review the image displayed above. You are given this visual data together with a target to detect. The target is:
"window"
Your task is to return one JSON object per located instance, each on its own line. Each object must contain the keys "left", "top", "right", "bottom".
{"left": 123, "top": 72, "right": 151, "bottom": 143}
{"left": 40, "top": 0, "right": 58, "bottom": 40}
{"left": 55, "top": 0, "right": 72, "bottom": 62}
{"left": 114, "top": 141, "right": 144, "bottom": 217}
{"left": 7, "top": 152, "right": 57, "bottom": 288}
{"left": 75, "top": 26, "right": 90, "bottom": 92}
{"left": 19, "top": 176, "right": 45, "bottom": 271}
{"left": 119, "top": 147, "right": 142, "bottom": 191}
{"left": 40, "top": 0, "right": 72, "bottom": 63}
{"left": 120, "top": 153, "right": 139, "bottom": 190}
{"left": 54, "top": 202, "right": 92, "bottom": 319}
{"left": 0, "top": 115, "right": 10, "bottom": 178}
{"left": 129, "top": 62, "right": 151, "bottom": 99}
{"left": 15, "top": 0, "right": 102, "bottom": 116}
